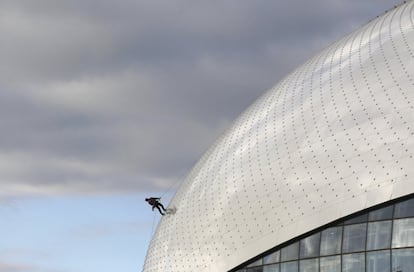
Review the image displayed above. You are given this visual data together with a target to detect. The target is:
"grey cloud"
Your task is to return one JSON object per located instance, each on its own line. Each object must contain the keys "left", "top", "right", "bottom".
{"left": 0, "top": 249, "right": 63, "bottom": 272}
{"left": 0, "top": 262, "right": 56, "bottom": 272}
{"left": 1, "top": 0, "right": 399, "bottom": 83}
{"left": 0, "top": 263, "right": 31, "bottom": 272}
{"left": 0, "top": 0, "right": 402, "bottom": 197}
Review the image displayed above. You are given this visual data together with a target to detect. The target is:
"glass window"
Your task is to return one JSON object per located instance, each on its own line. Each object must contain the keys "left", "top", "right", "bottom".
{"left": 394, "top": 198, "right": 414, "bottom": 218}
{"left": 320, "top": 226, "right": 342, "bottom": 256}
{"left": 367, "top": 221, "right": 392, "bottom": 250}
{"left": 320, "top": 256, "right": 340, "bottom": 272}
{"left": 281, "top": 242, "right": 299, "bottom": 262}
{"left": 342, "top": 223, "right": 367, "bottom": 253}
{"left": 392, "top": 218, "right": 414, "bottom": 248}
{"left": 299, "top": 259, "right": 318, "bottom": 272}
{"left": 344, "top": 213, "right": 368, "bottom": 224}
{"left": 367, "top": 250, "right": 390, "bottom": 272}
{"left": 300, "top": 233, "right": 320, "bottom": 258}
{"left": 264, "top": 251, "right": 280, "bottom": 264}
{"left": 392, "top": 248, "right": 414, "bottom": 272}
{"left": 247, "top": 259, "right": 263, "bottom": 267}
{"left": 369, "top": 205, "right": 394, "bottom": 221}
{"left": 247, "top": 268, "right": 263, "bottom": 272}
{"left": 263, "top": 264, "right": 279, "bottom": 272}
{"left": 281, "top": 261, "right": 298, "bottom": 272}
{"left": 342, "top": 253, "right": 365, "bottom": 272}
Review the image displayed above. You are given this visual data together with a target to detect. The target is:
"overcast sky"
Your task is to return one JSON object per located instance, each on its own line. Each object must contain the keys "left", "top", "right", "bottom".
{"left": 0, "top": 0, "right": 403, "bottom": 271}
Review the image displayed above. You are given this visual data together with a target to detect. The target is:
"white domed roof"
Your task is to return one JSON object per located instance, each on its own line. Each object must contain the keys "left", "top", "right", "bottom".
{"left": 144, "top": 2, "right": 414, "bottom": 271}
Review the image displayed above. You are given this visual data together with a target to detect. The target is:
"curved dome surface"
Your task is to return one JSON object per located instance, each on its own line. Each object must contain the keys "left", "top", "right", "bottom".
{"left": 143, "top": 2, "right": 414, "bottom": 271}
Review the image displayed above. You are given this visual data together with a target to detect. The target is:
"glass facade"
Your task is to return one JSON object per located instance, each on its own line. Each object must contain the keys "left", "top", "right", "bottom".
{"left": 235, "top": 196, "right": 414, "bottom": 272}
{"left": 320, "top": 227, "right": 342, "bottom": 255}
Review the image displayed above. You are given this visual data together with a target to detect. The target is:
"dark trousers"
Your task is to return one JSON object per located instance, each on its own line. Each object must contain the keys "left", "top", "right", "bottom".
{"left": 154, "top": 203, "right": 166, "bottom": 215}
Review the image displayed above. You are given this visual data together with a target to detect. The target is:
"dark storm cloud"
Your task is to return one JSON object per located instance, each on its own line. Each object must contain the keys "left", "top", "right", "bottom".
{"left": 0, "top": 0, "right": 402, "bottom": 197}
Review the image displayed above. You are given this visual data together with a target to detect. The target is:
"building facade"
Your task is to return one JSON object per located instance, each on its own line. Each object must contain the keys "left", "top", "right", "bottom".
{"left": 232, "top": 195, "right": 414, "bottom": 272}
{"left": 143, "top": 1, "right": 414, "bottom": 271}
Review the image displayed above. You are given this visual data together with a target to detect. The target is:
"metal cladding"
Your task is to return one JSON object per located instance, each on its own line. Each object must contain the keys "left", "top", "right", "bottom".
{"left": 143, "top": 2, "right": 414, "bottom": 272}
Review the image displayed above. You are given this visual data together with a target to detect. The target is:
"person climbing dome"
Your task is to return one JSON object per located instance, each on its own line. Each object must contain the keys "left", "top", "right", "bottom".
{"left": 145, "top": 197, "right": 166, "bottom": 215}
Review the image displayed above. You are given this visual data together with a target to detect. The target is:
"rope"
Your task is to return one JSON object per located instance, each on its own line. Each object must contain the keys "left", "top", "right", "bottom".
{"left": 160, "top": 181, "right": 178, "bottom": 199}
{"left": 142, "top": 210, "right": 158, "bottom": 272}
{"left": 150, "top": 211, "right": 157, "bottom": 236}
{"left": 142, "top": 176, "right": 185, "bottom": 271}
{"left": 145, "top": 175, "right": 184, "bottom": 245}
{"left": 160, "top": 173, "right": 186, "bottom": 199}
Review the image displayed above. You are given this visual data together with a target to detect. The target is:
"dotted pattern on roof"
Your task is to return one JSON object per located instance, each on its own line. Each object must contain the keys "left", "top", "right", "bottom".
{"left": 143, "top": 2, "right": 414, "bottom": 272}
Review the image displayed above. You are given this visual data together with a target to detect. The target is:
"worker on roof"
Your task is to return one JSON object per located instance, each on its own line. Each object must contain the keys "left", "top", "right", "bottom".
{"left": 145, "top": 197, "right": 166, "bottom": 215}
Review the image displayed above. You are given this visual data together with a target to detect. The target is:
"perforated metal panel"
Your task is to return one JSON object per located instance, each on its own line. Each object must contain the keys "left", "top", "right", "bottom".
{"left": 143, "top": 2, "right": 414, "bottom": 271}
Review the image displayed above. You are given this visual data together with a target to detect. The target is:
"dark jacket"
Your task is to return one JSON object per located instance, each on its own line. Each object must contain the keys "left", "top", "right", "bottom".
{"left": 146, "top": 197, "right": 160, "bottom": 207}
